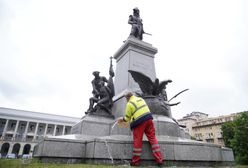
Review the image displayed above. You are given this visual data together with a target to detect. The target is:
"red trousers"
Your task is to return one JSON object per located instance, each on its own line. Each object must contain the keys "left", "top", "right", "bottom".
{"left": 131, "top": 119, "right": 163, "bottom": 165}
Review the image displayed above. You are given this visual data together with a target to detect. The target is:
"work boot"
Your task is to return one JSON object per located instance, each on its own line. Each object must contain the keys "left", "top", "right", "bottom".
{"left": 157, "top": 162, "right": 164, "bottom": 167}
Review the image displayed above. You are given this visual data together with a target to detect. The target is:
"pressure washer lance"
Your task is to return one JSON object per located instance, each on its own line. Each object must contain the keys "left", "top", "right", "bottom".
{"left": 111, "top": 117, "right": 129, "bottom": 130}
{"left": 112, "top": 96, "right": 128, "bottom": 129}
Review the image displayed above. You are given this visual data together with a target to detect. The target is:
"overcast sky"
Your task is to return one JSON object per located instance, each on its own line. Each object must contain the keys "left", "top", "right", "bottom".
{"left": 0, "top": 0, "right": 247, "bottom": 119}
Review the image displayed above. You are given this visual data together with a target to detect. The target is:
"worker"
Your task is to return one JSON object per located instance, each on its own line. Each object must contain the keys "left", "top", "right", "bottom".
{"left": 118, "top": 91, "right": 163, "bottom": 166}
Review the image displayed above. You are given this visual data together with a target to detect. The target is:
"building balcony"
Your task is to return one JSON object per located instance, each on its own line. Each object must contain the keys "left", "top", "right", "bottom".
{"left": 1, "top": 136, "right": 24, "bottom": 142}
{"left": 27, "top": 131, "right": 35, "bottom": 135}
{"left": 195, "top": 137, "right": 203, "bottom": 141}
{"left": 13, "top": 137, "right": 24, "bottom": 142}
{"left": 2, "top": 136, "right": 13, "bottom": 141}
{"left": 206, "top": 139, "right": 214, "bottom": 143}
{"left": 6, "top": 130, "right": 15, "bottom": 133}
{"left": 205, "top": 136, "right": 214, "bottom": 140}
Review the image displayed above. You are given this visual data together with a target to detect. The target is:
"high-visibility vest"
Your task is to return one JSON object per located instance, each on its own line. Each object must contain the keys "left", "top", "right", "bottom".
{"left": 124, "top": 95, "right": 151, "bottom": 124}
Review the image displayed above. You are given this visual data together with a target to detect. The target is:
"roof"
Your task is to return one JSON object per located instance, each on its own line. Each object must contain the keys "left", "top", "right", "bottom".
{"left": 0, "top": 107, "right": 81, "bottom": 125}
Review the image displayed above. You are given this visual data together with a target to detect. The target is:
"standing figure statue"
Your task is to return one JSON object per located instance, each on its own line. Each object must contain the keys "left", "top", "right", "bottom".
{"left": 85, "top": 71, "right": 107, "bottom": 114}
{"left": 85, "top": 57, "right": 115, "bottom": 117}
{"left": 128, "top": 7, "right": 145, "bottom": 40}
{"left": 91, "top": 71, "right": 108, "bottom": 101}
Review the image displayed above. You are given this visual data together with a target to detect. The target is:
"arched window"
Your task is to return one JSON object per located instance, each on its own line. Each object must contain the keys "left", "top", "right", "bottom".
{"left": 0, "top": 143, "right": 10, "bottom": 157}
{"left": 12, "top": 143, "right": 21, "bottom": 156}
{"left": 23, "top": 144, "right": 31, "bottom": 154}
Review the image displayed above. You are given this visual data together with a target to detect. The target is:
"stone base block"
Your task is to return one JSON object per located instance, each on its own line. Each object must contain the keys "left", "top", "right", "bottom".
{"left": 34, "top": 134, "right": 234, "bottom": 166}
{"left": 72, "top": 115, "right": 188, "bottom": 138}
{"left": 33, "top": 134, "right": 95, "bottom": 159}
{"left": 71, "top": 115, "right": 115, "bottom": 136}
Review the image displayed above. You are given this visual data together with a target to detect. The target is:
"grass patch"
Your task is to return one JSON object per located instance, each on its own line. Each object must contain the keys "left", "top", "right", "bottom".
{"left": 0, "top": 159, "right": 125, "bottom": 168}
{"left": 1, "top": 159, "right": 248, "bottom": 168}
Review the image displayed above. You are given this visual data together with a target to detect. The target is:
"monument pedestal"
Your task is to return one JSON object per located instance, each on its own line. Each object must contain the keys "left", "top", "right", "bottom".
{"left": 34, "top": 115, "right": 234, "bottom": 166}
{"left": 113, "top": 37, "right": 157, "bottom": 95}
{"left": 113, "top": 37, "right": 173, "bottom": 118}
{"left": 34, "top": 38, "right": 234, "bottom": 166}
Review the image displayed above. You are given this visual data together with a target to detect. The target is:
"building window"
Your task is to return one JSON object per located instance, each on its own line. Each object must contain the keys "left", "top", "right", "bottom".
{"left": 206, "top": 139, "right": 214, "bottom": 143}
{"left": 20, "top": 124, "right": 25, "bottom": 131}
{"left": 39, "top": 126, "right": 43, "bottom": 132}
{"left": 26, "top": 136, "right": 34, "bottom": 142}
{"left": 30, "top": 125, "right": 34, "bottom": 131}
{"left": 47, "top": 127, "right": 51, "bottom": 133}
{"left": 11, "top": 123, "right": 16, "bottom": 129}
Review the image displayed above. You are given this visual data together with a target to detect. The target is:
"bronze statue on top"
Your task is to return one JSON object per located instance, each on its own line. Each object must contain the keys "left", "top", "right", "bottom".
{"left": 85, "top": 57, "right": 115, "bottom": 117}
{"left": 128, "top": 7, "right": 145, "bottom": 40}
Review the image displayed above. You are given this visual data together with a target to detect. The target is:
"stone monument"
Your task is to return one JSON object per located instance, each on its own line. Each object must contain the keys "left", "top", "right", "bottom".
{"left": 33, "top": 8, "right": 234, "bottom": 167}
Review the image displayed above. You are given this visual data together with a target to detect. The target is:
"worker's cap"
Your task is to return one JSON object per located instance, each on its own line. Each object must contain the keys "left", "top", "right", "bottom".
{"left": 92, "top": 71, "right": 100, "bottom": 76}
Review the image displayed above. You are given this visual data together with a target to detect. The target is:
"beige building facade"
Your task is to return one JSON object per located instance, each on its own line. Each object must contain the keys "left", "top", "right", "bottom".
{"left": 178, "top": 112, "right": 239, "bottom": 146}
{"left": 177, "top": 112, "right": 208, "bottom": 136}
{"left": 0, "top": 107, "right": 80, "bottom": 158}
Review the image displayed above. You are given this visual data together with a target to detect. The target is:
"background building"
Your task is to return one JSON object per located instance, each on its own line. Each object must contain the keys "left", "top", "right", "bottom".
{"left": 177, "top": 112, "right": 208, "bottom": 135}
{"left": 178, "top": 112, "right": 239, "bottom": 146}
{"left": 0, "top": 107, "right": 80, "bottom": 158}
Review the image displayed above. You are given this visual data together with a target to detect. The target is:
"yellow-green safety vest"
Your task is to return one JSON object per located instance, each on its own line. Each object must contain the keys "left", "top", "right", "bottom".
{"left": 124, "top": 95, "right": 150, "bottom": 123}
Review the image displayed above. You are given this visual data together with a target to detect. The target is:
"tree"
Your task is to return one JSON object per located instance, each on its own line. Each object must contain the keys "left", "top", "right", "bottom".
{"left": 221, "top": 111, "right": 248, "bottom": 164}
{"left": 221, "top": 121, "right": 235, "bottom": 148}
{"left": 231, "top": 112, "right": 248, "bottom": 164}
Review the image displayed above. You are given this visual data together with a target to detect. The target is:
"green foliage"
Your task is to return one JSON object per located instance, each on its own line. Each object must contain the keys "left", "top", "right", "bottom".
{"left": 0, "top": 159, "right": 127, "bottom": 168}
{"left": 221, "top": 121, "right": 235, "bottom": 148}
{"left": 221, "top": 111, "right": 248, "bottom": 164}
{"left": 1, "top": 159, "right": 248, "bottom": 168}
{"left": 231, "top": 112, "right": 248, "bottom": 164}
